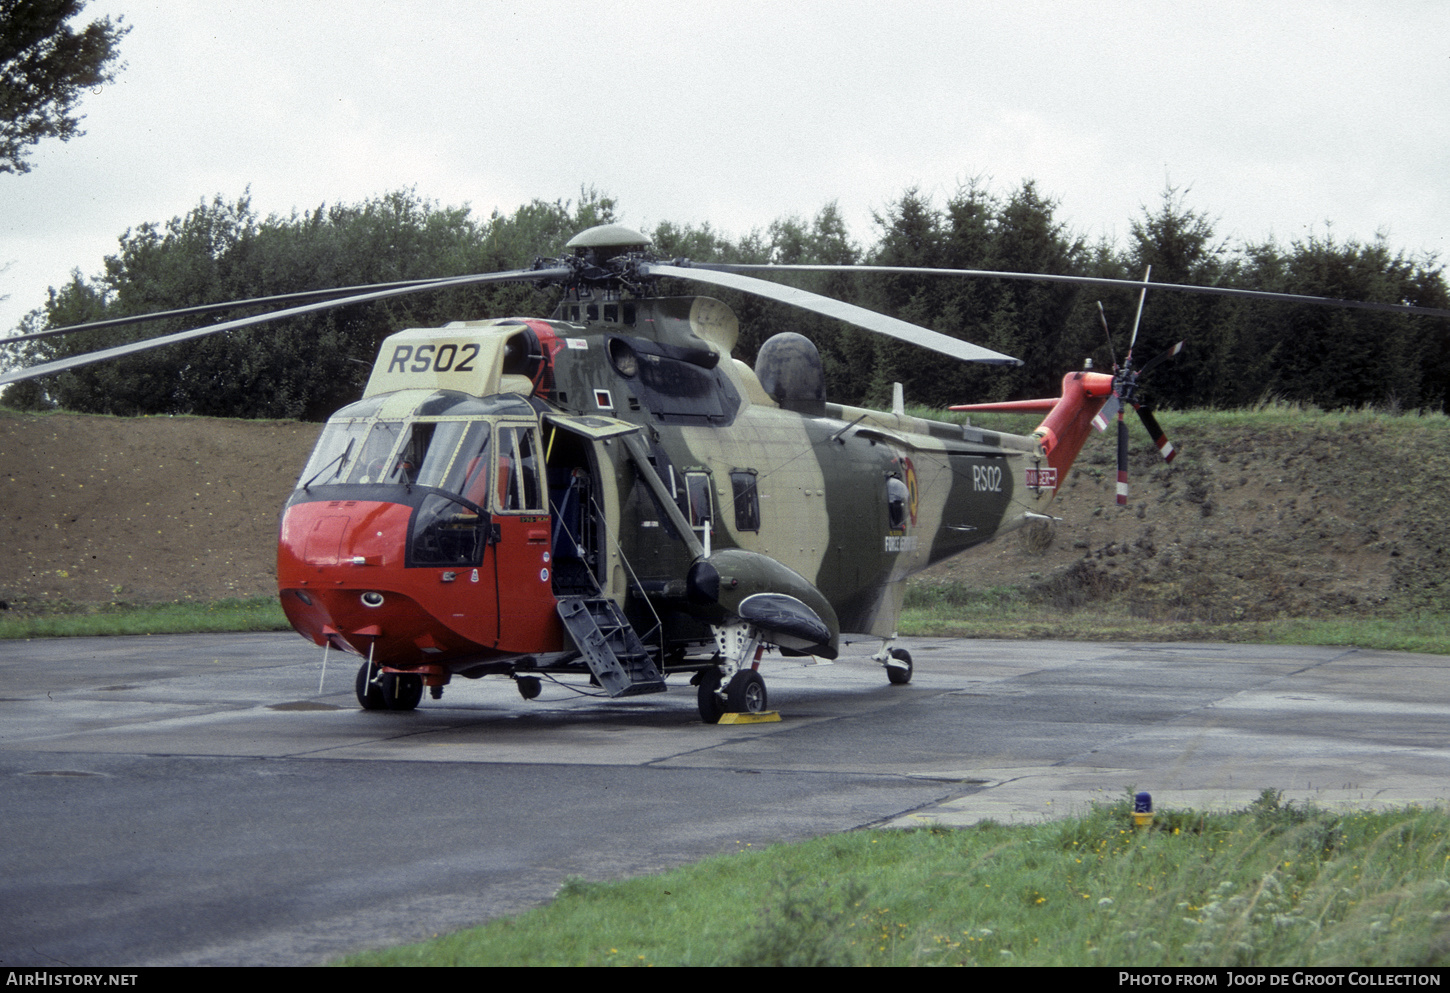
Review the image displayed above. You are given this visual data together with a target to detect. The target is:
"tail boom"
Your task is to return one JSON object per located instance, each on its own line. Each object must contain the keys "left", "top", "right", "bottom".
{"left": 952, "top": 370, "right": 1115, "bottom": 484}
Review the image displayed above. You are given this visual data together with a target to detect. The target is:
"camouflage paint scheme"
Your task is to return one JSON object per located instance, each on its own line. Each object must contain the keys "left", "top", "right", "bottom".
{"left": 277, "top": 288, "right": 1107, "bottom": 692}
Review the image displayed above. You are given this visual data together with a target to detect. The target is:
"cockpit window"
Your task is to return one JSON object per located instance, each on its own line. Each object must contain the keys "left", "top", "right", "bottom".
{"left": 495, "top": 425, "right": 543, "bottom": 512}
{"left": 347, "top": 421, "right": 406, "bottom": 484}
{"left": 296, "top": 417, "right": 405, "bottom": 487}
{"left": 297, "top": 422, "right": 356, "bottom": 487}
{"left": 296, "top": 390, "right": 536, "bottom": 507}
{"left": 416, "top": 420, "right": 491, "bottom": 504}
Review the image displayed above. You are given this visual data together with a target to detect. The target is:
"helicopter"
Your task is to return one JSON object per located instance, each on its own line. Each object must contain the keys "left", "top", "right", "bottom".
{"left": 4, "top": 223, "right": 1447, "bottom": 723}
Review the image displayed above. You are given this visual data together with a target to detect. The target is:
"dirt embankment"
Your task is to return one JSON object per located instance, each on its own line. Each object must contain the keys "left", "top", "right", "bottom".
{"left": 924, "top": 414, "right": 1450, "bottom": 621}
{"left": 1, "top": 410, "right": 1445, "bottom": 620}
{"left": 0, "top": 413, "right": 320, "bottom": 608}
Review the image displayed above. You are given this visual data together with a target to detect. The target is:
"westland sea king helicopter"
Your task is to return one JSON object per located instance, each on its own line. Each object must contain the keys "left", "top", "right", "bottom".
{"left": 4, "top": 223, "right": 1447, "bottom": 723}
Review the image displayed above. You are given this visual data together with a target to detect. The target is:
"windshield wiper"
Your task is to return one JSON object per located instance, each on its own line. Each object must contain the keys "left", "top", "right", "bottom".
{"left": 302, "top": 438, "right": 354, "bottom": 492}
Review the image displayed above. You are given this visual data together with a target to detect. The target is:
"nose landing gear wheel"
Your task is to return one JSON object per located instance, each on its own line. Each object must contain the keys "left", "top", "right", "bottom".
{"left": 355, "top": 661, "right": 385, "bottom": 710}
{"left": 380, "top": 672, "right": 424, "bottom": 711}
{"left": 516, "top": 676, "right": 542, "bottom": 700}
{"left": 726, "top": 669, "right": 768, "bottom": 714}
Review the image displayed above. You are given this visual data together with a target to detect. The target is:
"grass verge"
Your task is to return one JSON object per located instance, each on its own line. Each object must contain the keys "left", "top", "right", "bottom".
{"left": 900, "top": 582, "right": 1450, "bottom": 655}
{"left": 938, "top": 399, "right": 1450, "bottom": 437}
{"left": 0, "top": 596, "right": 290, "bottom": 639}
{"left": 2, "top": 586, "right": 1446, "bottom": 655}
{"left": 338, "top": 791, "right": 1450, "bottom": 967}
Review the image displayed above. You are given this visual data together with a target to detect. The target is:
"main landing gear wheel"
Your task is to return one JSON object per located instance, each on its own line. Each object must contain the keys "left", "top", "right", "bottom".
{"left": 380, "top": 672, "right": 424, "bottom": 711}
{"left": 516, "top": 676, "right": 542, "bottom": 700}
{"left": 697, "top": 668, "right": 725, "bottom": 724}
{"left": 355, "top": 661, "right": 385, "bottom": 710}
{"left": 726, "top": 669, "right": 768, "bottom": 714}
{"left": 886, "top": 648, "right": 913, "bottom": 685}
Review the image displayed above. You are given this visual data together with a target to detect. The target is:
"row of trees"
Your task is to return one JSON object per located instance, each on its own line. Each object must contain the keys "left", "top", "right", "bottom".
{"left": 3, "top": 189, "right": 617, "bottom": 418}
{"left": 4, "top": 183, "right": 1447, "bottom": 418}
{"left": 653, "top": 182, "right": 1448, "bottom": 413}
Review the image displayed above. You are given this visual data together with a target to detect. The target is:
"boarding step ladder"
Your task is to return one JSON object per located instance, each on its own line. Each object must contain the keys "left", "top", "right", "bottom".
{"left": 556, "top": 596, "right": 667, "bottom": 697}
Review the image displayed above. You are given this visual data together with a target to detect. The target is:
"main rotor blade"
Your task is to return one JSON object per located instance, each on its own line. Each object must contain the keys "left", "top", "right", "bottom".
{"left": 645, "top": 263, "right": 1021, "bottom": 366}
{"left": 1124, "top": 266, "right": 1152, "bottom": 364}
{"left": 0, "top": 277, "right": 460, "bottom": 346}
{"left": 1095, "top": 301, "right": 1118, "bottom": 368}
{"left": 0, "top": 267, "right": 571, "bottom": 387}
{"left": 692, "top": 263, "right": 1450, "bottom": 320}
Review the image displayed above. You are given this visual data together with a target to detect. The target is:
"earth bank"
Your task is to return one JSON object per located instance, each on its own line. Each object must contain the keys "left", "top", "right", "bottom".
{"left": 2, "top": 409, "right": 1445, "bottom": 622}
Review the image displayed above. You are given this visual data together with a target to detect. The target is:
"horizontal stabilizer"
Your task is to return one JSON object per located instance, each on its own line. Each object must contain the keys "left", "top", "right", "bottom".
{"left": 949, "top": 397, "right": 1059, "bottom": 414}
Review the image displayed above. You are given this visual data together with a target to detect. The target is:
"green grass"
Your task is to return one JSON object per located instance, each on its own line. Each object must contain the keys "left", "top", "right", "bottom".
{"left": 3, "top": 586, "right": 1445, "bottom": 656}
{"left": 338, "top": 791, "right": 1450, "bottom": 967}
{"left": 0, "top": 596, "right": 289, "bottom": 639}
{"left": 899, "top": 581, "right": 1450, "bottom": 654}
{"left": 933, "top": 398, "right": 1450, "bottom": 437}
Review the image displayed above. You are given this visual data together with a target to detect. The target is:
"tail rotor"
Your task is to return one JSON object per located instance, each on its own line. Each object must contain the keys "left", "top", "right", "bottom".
{"left": 1099, "top": 267, "right": 1184, "bottom": 505}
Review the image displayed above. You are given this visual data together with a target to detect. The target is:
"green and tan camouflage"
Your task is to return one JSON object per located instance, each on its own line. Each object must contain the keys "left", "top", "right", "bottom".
{"left": 343, "top": 271, "right": 1107, "bottom": 721}
{"left": 9, "top": 221, "right": 1195, "bottom": 722}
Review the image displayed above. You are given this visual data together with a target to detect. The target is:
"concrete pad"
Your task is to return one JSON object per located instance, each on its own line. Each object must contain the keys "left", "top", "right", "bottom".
{"left": 5, "top": 631, "right": 1450, "bottom": 965}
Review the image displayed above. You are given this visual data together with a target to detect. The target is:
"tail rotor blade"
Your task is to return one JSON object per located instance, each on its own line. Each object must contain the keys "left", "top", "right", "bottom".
{"left": 1136, "top": 404, "right": 1178, "bottom": 463}
{"left": 1116, "top": 410, "right": 1130, "bottom": 506}
{"left": 1138, "top": 339, "right": 1185, "bottom": 378}
{"left": 1093, "top": 394, "right": 1120, "bottom": 432}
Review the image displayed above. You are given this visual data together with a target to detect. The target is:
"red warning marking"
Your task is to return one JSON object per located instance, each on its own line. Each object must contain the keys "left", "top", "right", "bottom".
{"left": 1025, "top": 467, "right": 1058, "bottom": 489}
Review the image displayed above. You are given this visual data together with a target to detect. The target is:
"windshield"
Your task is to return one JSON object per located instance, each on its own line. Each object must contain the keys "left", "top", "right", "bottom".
{"left": 297, "top": 391, "right": 541, "bottom": 509}
{"left": 299, "top": 414, "right": 497, "bottom": 504}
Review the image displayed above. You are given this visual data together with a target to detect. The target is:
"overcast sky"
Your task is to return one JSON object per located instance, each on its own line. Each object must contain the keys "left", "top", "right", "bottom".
{"left": 2, "top": 0, "right": 1446, "bottom": 337}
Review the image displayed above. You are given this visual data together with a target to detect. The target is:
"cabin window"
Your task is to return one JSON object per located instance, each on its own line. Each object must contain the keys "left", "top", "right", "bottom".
{"left": 886, "top": 476, "right": 910, "bottom": 530}
{"left": 296, "top": 392, "right": 536, "bottom": 498}
{"left": 731, "top": 471, "right": 760, "bottom": 532}
{"left": 684, "top": 472, "right": 713, "bottom": 535}
{"left": 608, "top": 337, "right": 639, "bottom": 377}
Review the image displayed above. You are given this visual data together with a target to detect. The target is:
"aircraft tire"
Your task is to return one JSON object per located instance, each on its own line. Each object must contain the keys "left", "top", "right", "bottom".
{"left": 380, "top": 672, "right": 424, "bottom": 711}
{"left": 886, "top": 648, "right": 913, "bottom": 685}
{"left": 726, "top": 670, "right": 768, "bottom": 714}
{"left": 697, "top": 669, "right": 726, "bottom": 724}
{"left": 516, "top": 676, "right": 542, "bottom": 700}
{"left": 355, "top": 661, "right": 386, "bottom": 710}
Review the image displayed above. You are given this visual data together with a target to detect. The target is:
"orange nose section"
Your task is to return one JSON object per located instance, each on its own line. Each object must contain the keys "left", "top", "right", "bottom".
{"left": 277, "top": 498, "right": 562, "bottom": 667}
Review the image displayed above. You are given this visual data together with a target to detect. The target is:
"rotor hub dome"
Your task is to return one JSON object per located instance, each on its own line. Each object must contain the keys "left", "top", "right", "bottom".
{"left": 565, "top": 224, "right": 650, "bottom": 263}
